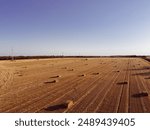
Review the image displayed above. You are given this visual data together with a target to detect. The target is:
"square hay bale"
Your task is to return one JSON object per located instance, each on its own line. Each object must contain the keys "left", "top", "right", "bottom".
{"left": 50, "top": 75, "right": 61, "bottom": 78}
{"left": 79, "top": 74, "right": 86, "bottom": 77}
{"left": 117, "top": 81, "right": 128, "bottom": 85}
{"left": 132, "top": 91, "right": 149, "bottom": 98}
{"left": 145, "top": 77, "right": 150, "bottom": 79}
{"left": 140, "top": 91, "right": 149, "bottom": 97}
{"left": 68, "top": 69, "right": 74, "bottom": 71}
{"left": 84, "top": 58, "right": 88, "bottom": 61}
{"left": 92, "top": 72, "right": 99, "bottom": 75}
{"left": 44, "top": 79, "right": 58, "bottom": 84}
{"left": 44, "top": 100, "right": 74, "bottom": 111}
{"left": 64, "top": 100, "right": 74, "bottom": 109}
{"left": 62, "top": 67, "right": 67, "bottom": 69}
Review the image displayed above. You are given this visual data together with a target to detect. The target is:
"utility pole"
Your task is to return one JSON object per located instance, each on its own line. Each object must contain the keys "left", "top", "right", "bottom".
{"left": 11, "top": 47, "right": 14, "bottom": 61}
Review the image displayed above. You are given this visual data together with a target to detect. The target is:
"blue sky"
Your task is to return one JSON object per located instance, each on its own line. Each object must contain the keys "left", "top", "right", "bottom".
{"left": 0, "top": 0, "right": 150, "bottom": 56}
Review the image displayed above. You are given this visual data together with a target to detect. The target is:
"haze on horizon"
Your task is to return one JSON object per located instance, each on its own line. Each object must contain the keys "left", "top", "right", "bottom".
{"left": 0, "top": 0, "right": 150, "bottom": 56}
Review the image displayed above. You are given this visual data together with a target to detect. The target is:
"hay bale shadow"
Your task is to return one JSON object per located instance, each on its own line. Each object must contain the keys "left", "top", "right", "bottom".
{"left": 132, "top": 92, "right": 149, "bottom": 98}
{"left": 45, "top": 100, "right": 74, "bottom": 111}
{"left": 92, "top": 72, "right": 99, "bottom": 75}
{"left": 78, "top": 74, "right": 86, "bottom": 77}
{"left": 45, "top": 104, "right": 67, "bottom": 111}
{"left": 67, "top": 69, "right": 74, "bottom": 71}
{"left": 84, "top": 58, "right": 88, "bottom": 61}
{"left": 132, "top": 72, "right": 150, "bottom": 76}
{"left": 145, "top": 77, "right": 150, "bottom": 79}
{"left": 129, "top": 66, "right": 150, "bottom": 71}
{"left": 114, "top": 70, "right": 120, "bottom": 72}
{"left": 62, "top": 67, "right": 67, "bottom": 69}
{"left": 50, "top": 75, "right": 61, "bottom": 78}
{"left": 44, "top": 80, "right": 58, "bottom": 84}
{"left": 117, "top": 81, "right": 128, "bottom": 85}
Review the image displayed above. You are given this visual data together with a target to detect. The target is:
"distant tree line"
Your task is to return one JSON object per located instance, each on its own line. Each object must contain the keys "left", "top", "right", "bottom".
{"left": 0, "top": 55, "right": 148, "bottom": 60}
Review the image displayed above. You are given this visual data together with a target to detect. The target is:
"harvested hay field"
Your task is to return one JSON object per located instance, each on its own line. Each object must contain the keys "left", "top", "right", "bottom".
{"left": 0, "top": 58, "right": 150, "bottom": 113}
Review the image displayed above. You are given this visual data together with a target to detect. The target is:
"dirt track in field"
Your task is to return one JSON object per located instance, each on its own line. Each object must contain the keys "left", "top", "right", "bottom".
{"left": 0, "top": 58, "right": 150, "bottom": 113}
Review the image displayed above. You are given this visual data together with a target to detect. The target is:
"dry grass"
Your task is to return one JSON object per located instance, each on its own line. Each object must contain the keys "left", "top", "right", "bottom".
{"left": 1, "top": 58, "right": 150, "bottom": 113}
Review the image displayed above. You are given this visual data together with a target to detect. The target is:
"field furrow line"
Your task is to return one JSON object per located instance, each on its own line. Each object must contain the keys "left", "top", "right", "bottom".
{"left": 66, "top": 62, "right": 123, "bottom": 113}
{"left": 117, "top": 59, "right": 131, "bottom": 112}
{"left": 22, "top": 62, "right": 114, "bottom": 112}
{"left": 3, "top": 60, "right": 113, "bottom": 112}
{"left": 93, "top": 60, "right": 127, "bottom": 112}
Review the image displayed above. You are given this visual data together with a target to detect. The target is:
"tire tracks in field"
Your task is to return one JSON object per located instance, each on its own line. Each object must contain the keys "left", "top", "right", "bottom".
{"left": 0, "top": 65, "right": 14, "bottom": 91}
{"left": 132, "top": 59, "right": 150, "bottom": 112}
{"left": 3, "top": 60, "right": 112, "bottom": 112}
{"left": 92, "top": 60, "right": 127, "bottom": 113}
{"left": 129, "top": 59, "right": 145, "bottom": 112}
{"left": 22, "top": 61, "right": 115, "bottom": 112}
{"left": 45, "top": 64, "right": 116, "bottom": 113}
{"left": 117, "top": 59, "right": 131, "bottom": 112}
{"left": 0, "top": 59, "right": 94, "bottom": 96}
{"left": 65, "top": 60, "right": 123, "bottom": 113}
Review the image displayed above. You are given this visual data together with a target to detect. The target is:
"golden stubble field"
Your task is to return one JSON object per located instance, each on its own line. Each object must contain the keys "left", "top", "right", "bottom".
{"left": 0, "top": 58, "right": 150, "bottom": 113}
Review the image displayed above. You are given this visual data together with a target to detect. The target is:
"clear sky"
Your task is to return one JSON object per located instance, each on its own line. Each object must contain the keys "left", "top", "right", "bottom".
{"left": 0, "top": 0, "right": 150, "bottom": 56}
